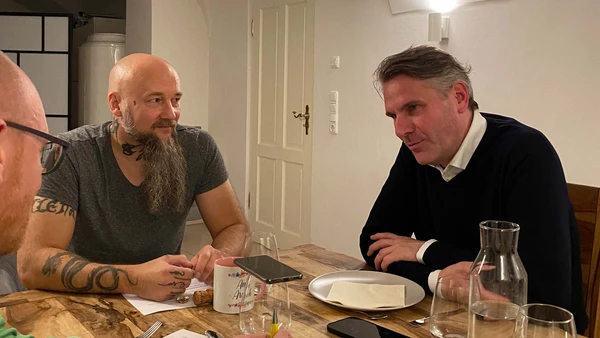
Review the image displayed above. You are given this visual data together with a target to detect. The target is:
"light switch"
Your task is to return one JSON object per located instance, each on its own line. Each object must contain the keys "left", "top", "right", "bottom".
{"left": 331, "top": 56, "right": 340, "bottom": 69}
{"left": 330, "top": 91, "right": 338, "bottom": 102}
{"left": 329, "top": 90, "right": 339, "bottom": 135}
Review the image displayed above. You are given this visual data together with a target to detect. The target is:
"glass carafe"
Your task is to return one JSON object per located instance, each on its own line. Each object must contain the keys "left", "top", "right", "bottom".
{"left": 468, "top": 220, "right": 528, "bottom": 338}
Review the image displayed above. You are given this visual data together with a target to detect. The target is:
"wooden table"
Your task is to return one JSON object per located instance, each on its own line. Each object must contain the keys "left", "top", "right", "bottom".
{"left": 0, "top": 244, "right": 587, "bottom": 338}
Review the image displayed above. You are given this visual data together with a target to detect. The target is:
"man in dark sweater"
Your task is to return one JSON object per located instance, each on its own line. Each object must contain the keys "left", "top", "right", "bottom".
{"left": 359, "top": 45, "right": 587, "bottom": 333}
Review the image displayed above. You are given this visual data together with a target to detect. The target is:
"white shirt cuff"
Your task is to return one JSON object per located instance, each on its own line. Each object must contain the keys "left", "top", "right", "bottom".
{"left": 428, "top": 270, "right": 442, "bottom": 294}
{"left": 416, "top": 239, "right": 437, "bottom": 264}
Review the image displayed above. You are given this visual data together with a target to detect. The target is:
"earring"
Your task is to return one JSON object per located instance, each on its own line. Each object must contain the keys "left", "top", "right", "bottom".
{"left": 109, "top": 120, "right": 119, "bottom": 133}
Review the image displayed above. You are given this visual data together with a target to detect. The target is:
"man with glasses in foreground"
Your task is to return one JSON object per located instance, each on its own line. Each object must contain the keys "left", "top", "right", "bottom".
{"left": 0, "top": 51, "right": 68, "bottom": 336}
{"left": 0, "top": 122, "right": 69, "bottom": 295}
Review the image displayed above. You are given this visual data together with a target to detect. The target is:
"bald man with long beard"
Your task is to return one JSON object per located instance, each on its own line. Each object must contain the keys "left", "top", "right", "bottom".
{"left": 17, "top": 53, "right": 249, "bottom": 302}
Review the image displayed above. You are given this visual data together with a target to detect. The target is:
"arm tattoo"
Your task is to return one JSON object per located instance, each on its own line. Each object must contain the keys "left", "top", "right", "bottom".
{"left": 42, "top": 252, "right": 69, "bottom": 276}
{"left": 41, "top": 253, "right": 138, "bottom": 292}
{"left": 158, "top": 281, "right": 186, "bottom": 288}
{"left": 32, "top": 197, "right": 76, "bottom": 220}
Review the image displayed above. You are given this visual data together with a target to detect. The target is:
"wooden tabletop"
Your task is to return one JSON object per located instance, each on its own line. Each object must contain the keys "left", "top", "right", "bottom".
{"left": 0, "top": 244, "right": 587, "bottom": 338}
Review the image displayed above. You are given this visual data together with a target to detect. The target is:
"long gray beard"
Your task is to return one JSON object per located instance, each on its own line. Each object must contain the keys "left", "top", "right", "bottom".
{"left": 120, "top": 113, "right": 189, "bottom": 215}
{"left": 141, "top": 135, "right": 189, "bottom": 215}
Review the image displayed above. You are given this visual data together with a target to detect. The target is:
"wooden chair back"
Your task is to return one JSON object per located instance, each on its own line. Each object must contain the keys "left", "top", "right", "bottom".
{"left": 567, "top": 183, "right": 600, "bottom": 337}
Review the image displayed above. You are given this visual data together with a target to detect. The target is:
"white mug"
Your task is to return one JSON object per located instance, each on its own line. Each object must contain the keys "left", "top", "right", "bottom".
{"left": 213, "top": 257, "right": 264, "bottom": 314}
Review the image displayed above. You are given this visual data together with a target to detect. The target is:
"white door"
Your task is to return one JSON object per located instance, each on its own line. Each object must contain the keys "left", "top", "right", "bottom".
{"left": 248, "top": 0, "right": 314, "bottom": 249}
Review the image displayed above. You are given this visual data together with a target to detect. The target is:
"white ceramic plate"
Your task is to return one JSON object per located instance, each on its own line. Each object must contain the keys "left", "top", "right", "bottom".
{"left": 308, "top": 270, "right": 425, "bottom": 312}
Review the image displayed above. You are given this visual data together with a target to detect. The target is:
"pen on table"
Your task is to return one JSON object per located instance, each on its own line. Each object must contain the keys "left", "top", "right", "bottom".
{"left": 270, "top": 307, "right": 279, "bottom": 338}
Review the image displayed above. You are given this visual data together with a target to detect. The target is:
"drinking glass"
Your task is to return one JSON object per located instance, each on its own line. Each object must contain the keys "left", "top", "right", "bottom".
{"left": 430, "top": 275, "right": 469, "bottom": 338}
{"left": 513, "top": 304, "right": 577, "bottom": 338}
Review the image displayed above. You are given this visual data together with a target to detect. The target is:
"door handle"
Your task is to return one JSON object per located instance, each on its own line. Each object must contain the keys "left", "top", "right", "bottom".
{"left": 292, "top": 105, "right": 310, "bottom": 135}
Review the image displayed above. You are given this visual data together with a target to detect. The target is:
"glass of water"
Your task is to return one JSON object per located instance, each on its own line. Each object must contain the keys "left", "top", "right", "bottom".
{"left": 429, "top": 275, "right": 469, "bottom": 338}
{"left": 514, "top": 304, "right": 577, "bottom": 338}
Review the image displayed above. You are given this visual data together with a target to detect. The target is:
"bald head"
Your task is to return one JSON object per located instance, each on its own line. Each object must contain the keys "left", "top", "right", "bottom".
{"left": 107, "top": 53, "right": 182, "bottom": 138}
{"left": 0, "top": 52, "right": 45, "bottom": 128}
{"left": 108, "top": 53, "right": 179, "bottom": 96}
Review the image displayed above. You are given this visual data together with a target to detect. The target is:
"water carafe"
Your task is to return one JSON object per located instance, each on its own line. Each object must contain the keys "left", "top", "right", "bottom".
{"left": 468, "top": 220, "right": 528, "bottom": 338}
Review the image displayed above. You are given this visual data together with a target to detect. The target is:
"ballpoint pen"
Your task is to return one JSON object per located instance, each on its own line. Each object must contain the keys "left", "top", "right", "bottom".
{"left": 270, "top": 307, "right": 279, "bottom": 338}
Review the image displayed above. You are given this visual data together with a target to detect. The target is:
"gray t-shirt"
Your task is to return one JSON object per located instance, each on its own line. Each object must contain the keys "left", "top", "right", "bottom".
{"left": 37, "top": 122, "right": 228, "bottom": 265}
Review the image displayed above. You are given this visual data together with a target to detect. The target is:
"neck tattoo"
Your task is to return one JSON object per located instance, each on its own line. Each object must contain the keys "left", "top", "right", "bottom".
{"left": 110, "top": 120, "right": 144, "bottom": 161}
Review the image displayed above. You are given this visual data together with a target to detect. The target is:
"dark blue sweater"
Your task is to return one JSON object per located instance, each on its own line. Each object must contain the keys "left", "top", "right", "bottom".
{"left": 360, "top": 113, "right": 587, "bottom": 333}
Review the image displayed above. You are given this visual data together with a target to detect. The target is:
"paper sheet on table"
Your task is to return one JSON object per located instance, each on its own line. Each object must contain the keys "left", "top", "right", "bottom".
{"left": 123, "top": 279, "right": 212, "bottom": 315}
{"left": 326, "top": 281, "right": 405, "bottom": 308}
{"left": 164, "top": 329, "right": 207, "bottom": 338}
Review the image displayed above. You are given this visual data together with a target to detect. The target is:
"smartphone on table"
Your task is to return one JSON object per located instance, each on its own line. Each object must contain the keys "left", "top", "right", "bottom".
{"left": 233, "top": 255, "right": 303, "bottom": 284}
{"left": 327, "top": 317, "right": 411, "bottom": 338}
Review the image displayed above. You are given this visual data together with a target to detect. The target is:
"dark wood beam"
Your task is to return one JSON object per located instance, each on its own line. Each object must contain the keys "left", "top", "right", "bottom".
{"left": 11, "top": 0, "right": 69, "bottom": 13}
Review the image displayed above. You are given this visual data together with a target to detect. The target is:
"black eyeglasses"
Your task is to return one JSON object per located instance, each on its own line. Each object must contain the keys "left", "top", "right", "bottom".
{"left": 6, "top": 121, "right": 71, "bottom": 175}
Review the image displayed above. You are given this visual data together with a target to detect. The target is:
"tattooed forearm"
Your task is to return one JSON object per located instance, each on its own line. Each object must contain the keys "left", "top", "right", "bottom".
{"left": 42, "top": 252, "right": 70, "bottom": 276}
{"left": 61, "top": 256, "right": 138, "bottom": 292}
{"left": 32, "top": 197, "right": 76, "bottom": 220}
{"left": 158, "top": 281, "right": 186, "bottom": 288}
{"left": 41, "top": 252, "right": 138, "bottom": 292}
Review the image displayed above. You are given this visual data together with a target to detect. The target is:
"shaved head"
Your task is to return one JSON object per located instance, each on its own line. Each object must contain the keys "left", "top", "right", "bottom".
{"left": 108, "top": 53, "right": 179, "bottom": 97}
{"left": 0, "top": 53, "right": 46, "bottom": 129}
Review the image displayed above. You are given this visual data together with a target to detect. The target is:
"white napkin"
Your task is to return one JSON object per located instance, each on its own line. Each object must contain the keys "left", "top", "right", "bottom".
{"left": 164, "top": 329, "right": 207, "bottom": 338}
{"left": 123, "top": 279, "right": 212, "bottom": 315}
{"left": 326, "top": 281, "right": 405, "bottom": 308}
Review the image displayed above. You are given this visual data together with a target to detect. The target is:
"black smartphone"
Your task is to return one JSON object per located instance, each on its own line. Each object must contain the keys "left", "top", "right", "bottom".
{"left": 327, "top": 317, "right": 411, "bottom": 338}
{"left": 233, "top": 255, "right": 303, "bottom": 284}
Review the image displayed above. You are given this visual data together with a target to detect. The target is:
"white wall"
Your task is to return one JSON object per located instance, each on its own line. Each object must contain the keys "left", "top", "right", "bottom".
{"left": 126, "top": 0, "right": 209, "bottom": 129}
{"left": 309, "top": 0, "right": 600, "bottom": 259}
{"left": 205, "top": 0, "right": 250, "bottom": 210}
{"left": 151, "top": 0, "right": 208, "bottom": 129}
{"left": 125, "top": 0, "right": 152, "bottom": 54}
{"left": 311, "top": 0, "right": 417, "bottom": 258}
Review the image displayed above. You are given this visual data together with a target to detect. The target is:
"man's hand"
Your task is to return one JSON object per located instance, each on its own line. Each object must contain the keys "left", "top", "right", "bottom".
{"left": 191, "top": 245, "right": 224, "bottom": 284}
{"left": 130, "top": 255, "right": 194, "bottom": 302}
{"left": 438, "top": 261, "right": 473, "bottom": 280}
{"left": 367, "top": 233, "right": 424, "bottom": 271}
{"left": 437, "top": 262, "right": 508, "bottom": 303}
